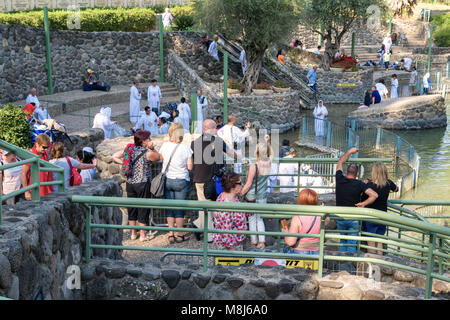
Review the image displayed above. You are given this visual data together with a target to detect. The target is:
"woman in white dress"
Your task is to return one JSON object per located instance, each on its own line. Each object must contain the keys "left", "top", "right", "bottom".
{"left": 278, "top": 148, "right": 298, "bottom": 193}
{"left": 148, "top": 79, "right": 162, "bottom": 114}
{"left": 390, "top": 74, "right": 399, "bottom": 99}
{"left": 177, "top": 97, "right": 191, "bottom": 133}
{"left": 162, "top": 8, "right": 174, "bottom": 28}
{"left": 313, "top": 100, "right": 328, "bottom": 137}
{"left": 130, "top": 81, "right": 142, "bottom": 124}
{"left": 93, "top": 107, "right": 117, "bottom": 140}
{"left": 208, "top": 35, "right": 220, "bottom": 62}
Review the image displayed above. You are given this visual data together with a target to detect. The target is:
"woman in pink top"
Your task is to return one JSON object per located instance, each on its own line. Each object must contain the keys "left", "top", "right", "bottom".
{"left": 281, "top": 188, "right": 328, "bottom": 255}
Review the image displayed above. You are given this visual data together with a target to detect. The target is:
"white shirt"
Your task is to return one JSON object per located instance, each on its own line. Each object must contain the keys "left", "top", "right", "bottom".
{"left": 409, "top": 70, "right": 418, "bottom": 85}
{"left": 314, "top": 49, "right": 321, "bottom": 55}
{"left": 391, "top": 78, "right": 399, "bottom": 88}
{"left": 50, "top": 157, "right": 81, "bottom": 192}
{"left": 239, "top": 50, "right": 247, "bottom": 65}
{"left": 1, "top": 159, "right": 22, "bottom": 195}
{"left": 26, "top": 94, "right": 40, "bottom": 107}
{"left": 134, "top": 112, "right": 158, "bottom": 134}
{"left": 208, "top": 41, "right": 218, "bottom": 58}
{"left": 159, "top": 142, "right": 193, "bottom": 181}
{"left": 178, "top": 102, "right": 191, "bottom": 120}
{"left": 162, "top": 12, "right": 174, "bottom": 27}
{"left": 217, "top": 124, "right": 249, "bottom": 151}
{"left": 375, "top": 83, "right": 389, "bottom": 99}
{"left": 34, "top": 107, "right": 51, "bottom": 121}
{"left": 403, "top": 58, "right": 412, "bottom": 70}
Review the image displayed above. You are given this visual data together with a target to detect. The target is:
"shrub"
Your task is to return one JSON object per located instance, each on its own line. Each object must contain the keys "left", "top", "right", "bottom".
{"left": 253, "top": 82, "right": 271, "bottom": 90}
{"left": 0, "top": 8, "right": 156, "bottom": 32}
{"left": 432, "top": 13, "right": 450, "bottom": 47}
{"left": 272, "top": 80, "right": 290, "bottom": 88}
{"left": 172, "top": 14, "right": 195, "bottom": 31}
{"left": 331, "top": 54, "right": 358, "bottom": 70}
{"left": 0, "top": 104, "right": 32, "bottom": 150}
{"left": 170, "top": 5, "right": 195, "bottom": 18}
{"left": 227, "top": 79, "right": 243, "bottom": 90}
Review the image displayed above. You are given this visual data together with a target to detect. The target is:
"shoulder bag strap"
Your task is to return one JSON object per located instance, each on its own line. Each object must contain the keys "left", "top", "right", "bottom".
{"left": 254, "top": 163, "right": 259, "bottom": 195}
{"left": 163, "top": 143, "right": 181, "bottom": 174}
{"left": 131, "top": 147, "right": 146, "bottom": 167}
{"left": 66, "top": 156, "right": 73, "bottom": 171}
{"left": 293, "top": 215, "right": 318, "bottom": 248}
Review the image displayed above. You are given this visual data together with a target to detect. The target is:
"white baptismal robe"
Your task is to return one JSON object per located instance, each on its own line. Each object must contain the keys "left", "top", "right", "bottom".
{"left": 130, "top": 86, "right": 141, "bottom": 123}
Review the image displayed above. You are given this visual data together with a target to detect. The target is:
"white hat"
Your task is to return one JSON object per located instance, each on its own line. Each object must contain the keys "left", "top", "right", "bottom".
{"left": 3, "top": 150, "right": 10, "bottom": 155}
{"left": 82, "top": 147, "right": 95, "bottom": 155}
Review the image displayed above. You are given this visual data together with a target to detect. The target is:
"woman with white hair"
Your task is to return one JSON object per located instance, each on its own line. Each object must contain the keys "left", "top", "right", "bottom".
{"left": 162, "top": 8, "right": 174, "bottom": 28}
{"left": 92, "top": 107, "right": 117, "bottom": 139}
{"left": 313, "top": 100, "right": 328, "bottom": 137}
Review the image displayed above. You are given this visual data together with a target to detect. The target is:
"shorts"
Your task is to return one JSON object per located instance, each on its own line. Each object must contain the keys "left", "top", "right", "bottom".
{"left": 363, "top": 222, "right": 386, "bottom": 236}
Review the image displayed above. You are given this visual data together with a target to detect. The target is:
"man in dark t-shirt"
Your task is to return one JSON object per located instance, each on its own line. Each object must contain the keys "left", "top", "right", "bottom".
{"left": 190, "top": 119, "right": 235, "bottom": 241}
{"left": 335, "top": 147, "right": 378, "bottom": 252}
{"left": 371, "top": 86, "right": 381, "bottom": 105}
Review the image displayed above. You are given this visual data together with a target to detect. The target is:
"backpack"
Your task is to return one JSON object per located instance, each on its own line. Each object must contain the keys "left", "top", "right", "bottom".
{"left": 121, "top": 144, "right": 146, "bottom": 178}
{"left": 66, "top": 156, "right": 82, "bottom": 187}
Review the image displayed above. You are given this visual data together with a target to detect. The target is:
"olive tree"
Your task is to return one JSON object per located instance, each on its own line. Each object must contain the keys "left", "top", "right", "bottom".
{"left": 298, "top": 0, "right": 385, "bottom": 70}
{"left": 193, "top": 0, "right": 300, "bottom": 93}
{"left": 387, "top": 0, "right": 417, "bottom": 16}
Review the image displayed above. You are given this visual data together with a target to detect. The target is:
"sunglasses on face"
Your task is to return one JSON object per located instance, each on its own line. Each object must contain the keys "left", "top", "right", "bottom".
{"left": 235, "top": 182, "right": 242, "bottom": 186}
{"left": 41, "top": 145, "right": 50, "bottom": 149}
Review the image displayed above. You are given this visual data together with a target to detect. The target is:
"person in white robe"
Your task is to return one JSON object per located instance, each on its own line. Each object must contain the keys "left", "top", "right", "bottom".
{"left": 130, "top": 81, "right": 143, "bottom": 124}
{"left": 267, "top": 162, "right": 279, "bottom": 193}
{"left": 217, "top": 115, "right": 251, "bottom": 174}
{"left": 162, "top": 8, "right": 174, "bottom": 28}
{"left": 134, "top": 106, "right": 158, "bottom": 135}
{"left": 208, "top": 35, "right": 220, "bottom": 62}
{"left": 177, "top": 97, "right": 191, "bottom": 133}
{"left": 375, "top": 80, "right": 389, "bottom": 101}
{"left": 313, "top": 100, "right": 328, "bottom": 137}
{"left": 278, "top": 148, "right": 298, "bottom": 193}
{"left": 148, "top": 79, "right": 162, "bottom": 114}
{"left": 33, "top": 104, "right": 51, "bottom": 122}
{"left": 158, "top": 117, "right": 170, "bottom": 135}
{"left": 423, "top": 72, "right": 431, "bottom": 94}
{"left": 195, "top": 90, "right": 208, "bottom": 134}
{"left": 93, "top": 107, "right": 117, "bottom": 140}
{"left": 390, "top": 74, "right": 399, "bottom": 99}
{"left": 239, "top": 49, "right": 247, "bottom": 75}
{"left": 383, "top": 34, "right": 392, "bottom": 53}
{"left": 26, "top": 88, "right": 40, "bottom": 107}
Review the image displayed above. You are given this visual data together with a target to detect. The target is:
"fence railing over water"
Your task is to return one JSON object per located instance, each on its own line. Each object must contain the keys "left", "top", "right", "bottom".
{"left": 0, "top": 139, "right": 65, "bottom": 225}
{"left": 345, "top": 118, "right": 421, "bottom": 198}
{"left": 72, "top": 195, "right": 450, "bottom": 299}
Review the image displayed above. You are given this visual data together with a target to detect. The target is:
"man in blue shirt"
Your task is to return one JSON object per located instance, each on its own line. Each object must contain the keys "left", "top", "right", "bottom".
{"left": 371, "top": 86, "right": 381, "bottom": 105}
{"left": 307, "top": 65, "right": 318, "bottom": 100}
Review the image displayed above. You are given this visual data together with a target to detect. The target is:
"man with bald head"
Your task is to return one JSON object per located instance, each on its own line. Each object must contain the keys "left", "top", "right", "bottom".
{"left": 191, "top": 119, "right": 235, "bottom": 241}
{"left": 26, "top": 88, "right": 40, "bottom": 107}
{"left": 217, "top": 115, "right": 251, "bottom": 174}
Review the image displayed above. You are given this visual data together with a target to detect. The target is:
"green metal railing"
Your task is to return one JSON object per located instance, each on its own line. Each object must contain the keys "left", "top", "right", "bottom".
{"left": 0, "top": 139, "right": 65, "bottom": 225}
{"left": 72, "top": 195, "right": 450, "bottom": 299}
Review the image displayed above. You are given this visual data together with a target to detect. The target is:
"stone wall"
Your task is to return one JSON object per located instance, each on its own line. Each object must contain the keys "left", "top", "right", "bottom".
{"left": 76, "top": 254, "right": 449, "bottom": 300}
{"left": 0, "top": 179, "right": 122, "bottom": 300}
{"left": 348, "top": 95, "right": 447, "bottom": 130}
{"left": 287, "top": 61, "right": 374, "bottom": 104}
{"left": 64, "top": 128, "right": 104, "bottom": 159}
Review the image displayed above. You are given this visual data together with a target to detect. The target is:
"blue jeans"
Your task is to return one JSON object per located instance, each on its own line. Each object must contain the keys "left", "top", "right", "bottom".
{"left": 283, "top": 247, "right": 319, "bottom": 256}
{"left": 337, "top": 220, "right": 359, "bottom": 252}
{"left": 165, "top": 178, "right": 190, "bottom": 218}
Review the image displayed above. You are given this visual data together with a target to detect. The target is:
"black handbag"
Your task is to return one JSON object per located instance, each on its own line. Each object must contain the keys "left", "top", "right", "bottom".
{"left": 150, "top": 144, "right": 180, "bottom": 197}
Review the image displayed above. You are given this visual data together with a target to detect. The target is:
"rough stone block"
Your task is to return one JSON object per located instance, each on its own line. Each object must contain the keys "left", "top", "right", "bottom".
{"left": 363, "top": 289, "right": 385, "bottom": 300}
{"left": 319, "top": 280, "right": 344, "bottom": 289}
{"left": 0, "top": 253, "right": 12, "bottom": 290}
{"left": 162, "top": 270, "right": 181, "bottom": 289}
{"left": 193, "top": 274, "right": 211, "bottom": 289}
{"left": 227, "top": 277, "right": 244, "bottom": 289}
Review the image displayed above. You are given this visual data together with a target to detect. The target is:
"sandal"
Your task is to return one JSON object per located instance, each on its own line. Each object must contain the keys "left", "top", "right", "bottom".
{"left": 168, "top": 235, "right": 176, "bottom": 244}
{"left": 131, "top": 234, "right": 138, "bottom": 241}
{"left": 175, "top": 234, "right": 190, "bottom": 243}
{"left": 139, "top": 233, "right": 154, "bottom": 242}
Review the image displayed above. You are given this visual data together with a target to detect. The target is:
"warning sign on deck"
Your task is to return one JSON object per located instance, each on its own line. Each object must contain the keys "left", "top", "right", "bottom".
{"left": 337, "top": 84, "right": 357, "bottom": 87}
{"left": 215, "top": 257, "right": 319, "bottom": 270}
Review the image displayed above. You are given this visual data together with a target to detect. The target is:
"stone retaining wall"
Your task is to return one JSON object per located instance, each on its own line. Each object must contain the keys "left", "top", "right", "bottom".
{"left": 287, "top": 62, "right": 374, "bottom": 104}
{"left": 348, "top": 95, "right": 447, "bottom": 130}
{"left": 76, "top": 254, "right": 449, "bottom": 300}
{"left": 0, "top": 179, "right": 122, "bottom": 300}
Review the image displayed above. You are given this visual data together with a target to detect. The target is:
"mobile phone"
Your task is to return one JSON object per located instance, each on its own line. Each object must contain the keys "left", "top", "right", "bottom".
{"left": 281, "top": 219, "right": 288, "bottom": 229}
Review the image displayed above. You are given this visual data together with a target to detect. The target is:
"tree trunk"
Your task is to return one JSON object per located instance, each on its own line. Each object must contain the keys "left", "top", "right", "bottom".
{"left": 241, "top": 46, "right": 266, "bottom": 94}
{"left": 321, "top": 36, "right": 340, "bottom": 71}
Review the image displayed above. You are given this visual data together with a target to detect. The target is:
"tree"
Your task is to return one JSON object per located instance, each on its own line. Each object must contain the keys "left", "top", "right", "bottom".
{"left": 0, "top": 104, "right": 32, "bottom": 150}
{"left": 298, "top": 0, "right": 385, "bottom": 70}
{"left": 387, "top": 0, "right": 417, "bottom": 17}
{"left": 193, "top": 0, "right": 300, "bottom": 93}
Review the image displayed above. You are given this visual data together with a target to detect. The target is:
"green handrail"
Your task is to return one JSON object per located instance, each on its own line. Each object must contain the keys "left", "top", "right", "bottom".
{"left": 72, "top": 195, "right": 450, "bottom": 299}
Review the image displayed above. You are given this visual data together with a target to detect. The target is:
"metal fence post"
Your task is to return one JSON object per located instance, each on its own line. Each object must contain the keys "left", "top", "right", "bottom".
{"left": 376, "top": 127, "right": 381, "bottom": 149}
{"left": 351, "top": 32, "right": 356, "bottom": 58}
{"left": 438, "top": 238, "right": 443, "bottom": 276}
{"left": 317, "top": 216, "right": 326, "bottom": 278}
{"left": 86, "top": 206, "right": 91, "bottom": 264}
{"left": 302, "top": 116, "right": 306, "bottom": 142}
{"left": 57, "top": 168, "right": 66, "bottom": 193}
{"left": 43, "top": 7, "right": 53, "bottom": 95}
{"left": 203, "top": 208, "right": 209, "bottom": 272}
{"left": 190, "top": 93, "right": 197, "bottom": 134}
{"left": 326, "top": 121, "right": 331, "bottom": 147}
{"left": 30, "top": 158, "right": 40, "bottom": 201}
{"left": 427, "top": 25, "right": 433, "bottom": 74}
{"left": 395, "top": 136, "right": 401, "bottom": 177}
{"left": 223, "top": 51, "right": 228, "bottom": 123}
{"left": 158, "top": 15, "right": 165, "bottom": 83}
{"left": 425, "top": 233, "right": 436, "bottom": 299}
{"left": 436, "top": 72, "right": 440, "bottom": 91}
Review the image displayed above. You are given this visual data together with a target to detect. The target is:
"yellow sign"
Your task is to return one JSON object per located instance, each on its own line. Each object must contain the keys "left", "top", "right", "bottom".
{"left": 337, "top": 84, "right": 357, "bottom": 87}
{"left": 215, "top": 257, "right": 319, "bottom": 270}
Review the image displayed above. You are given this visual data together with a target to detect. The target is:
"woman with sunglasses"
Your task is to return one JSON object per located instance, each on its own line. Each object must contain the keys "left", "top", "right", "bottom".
{"left": 212, "top": 172, "right": 248, "bottom": 251}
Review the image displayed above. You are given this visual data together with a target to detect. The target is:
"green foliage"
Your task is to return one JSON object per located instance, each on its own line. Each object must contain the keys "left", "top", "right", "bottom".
{"left": 387, "top": 0, "right": 417, "bottom": 16}
{"left": 432, "top": 13, "right": 450, "bottom": 47}
{"left": 172, "top": 14, "right": 195, "bottom": 31}
{"left": 170, "top": 5, "right": 195, "bottom": 18}
{"left": 0, "top": 104, "right": 32, "bottom": 150}
{"left": 228, "top": 79, "right": 243, "bottom": 90}
{"left": 0, "top": 8, "right": 156, "bottom": 31}
{"left": 273, "top": 80, "right": 290, "bottom": 88}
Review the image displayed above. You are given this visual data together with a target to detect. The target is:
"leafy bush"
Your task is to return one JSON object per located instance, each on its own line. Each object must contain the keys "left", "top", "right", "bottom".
{"left": 170, "top": 5, "right": 195, "bottom": 18}
{"left": 227, "top": 79, "right": 243, "bottom": 90}
{"left": 0, "top": 104, "right": 32, "bottom": 150}
{"left": 432, "top": 13, "right": 450, "bottom": 47}
{"left": 172, "top": 14, "right": 195, "bottom": 31}
{"left": 273, "top": 80, "right": 290, "bottom": 88}
{"left": 0, "top": 8, "right": 156, "bottom": 32}
{"left": 331, "top": 54, "right": 358, "bottom": 70}
{"left": 253, "top": 82, "right": 271, "bottom": 90}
